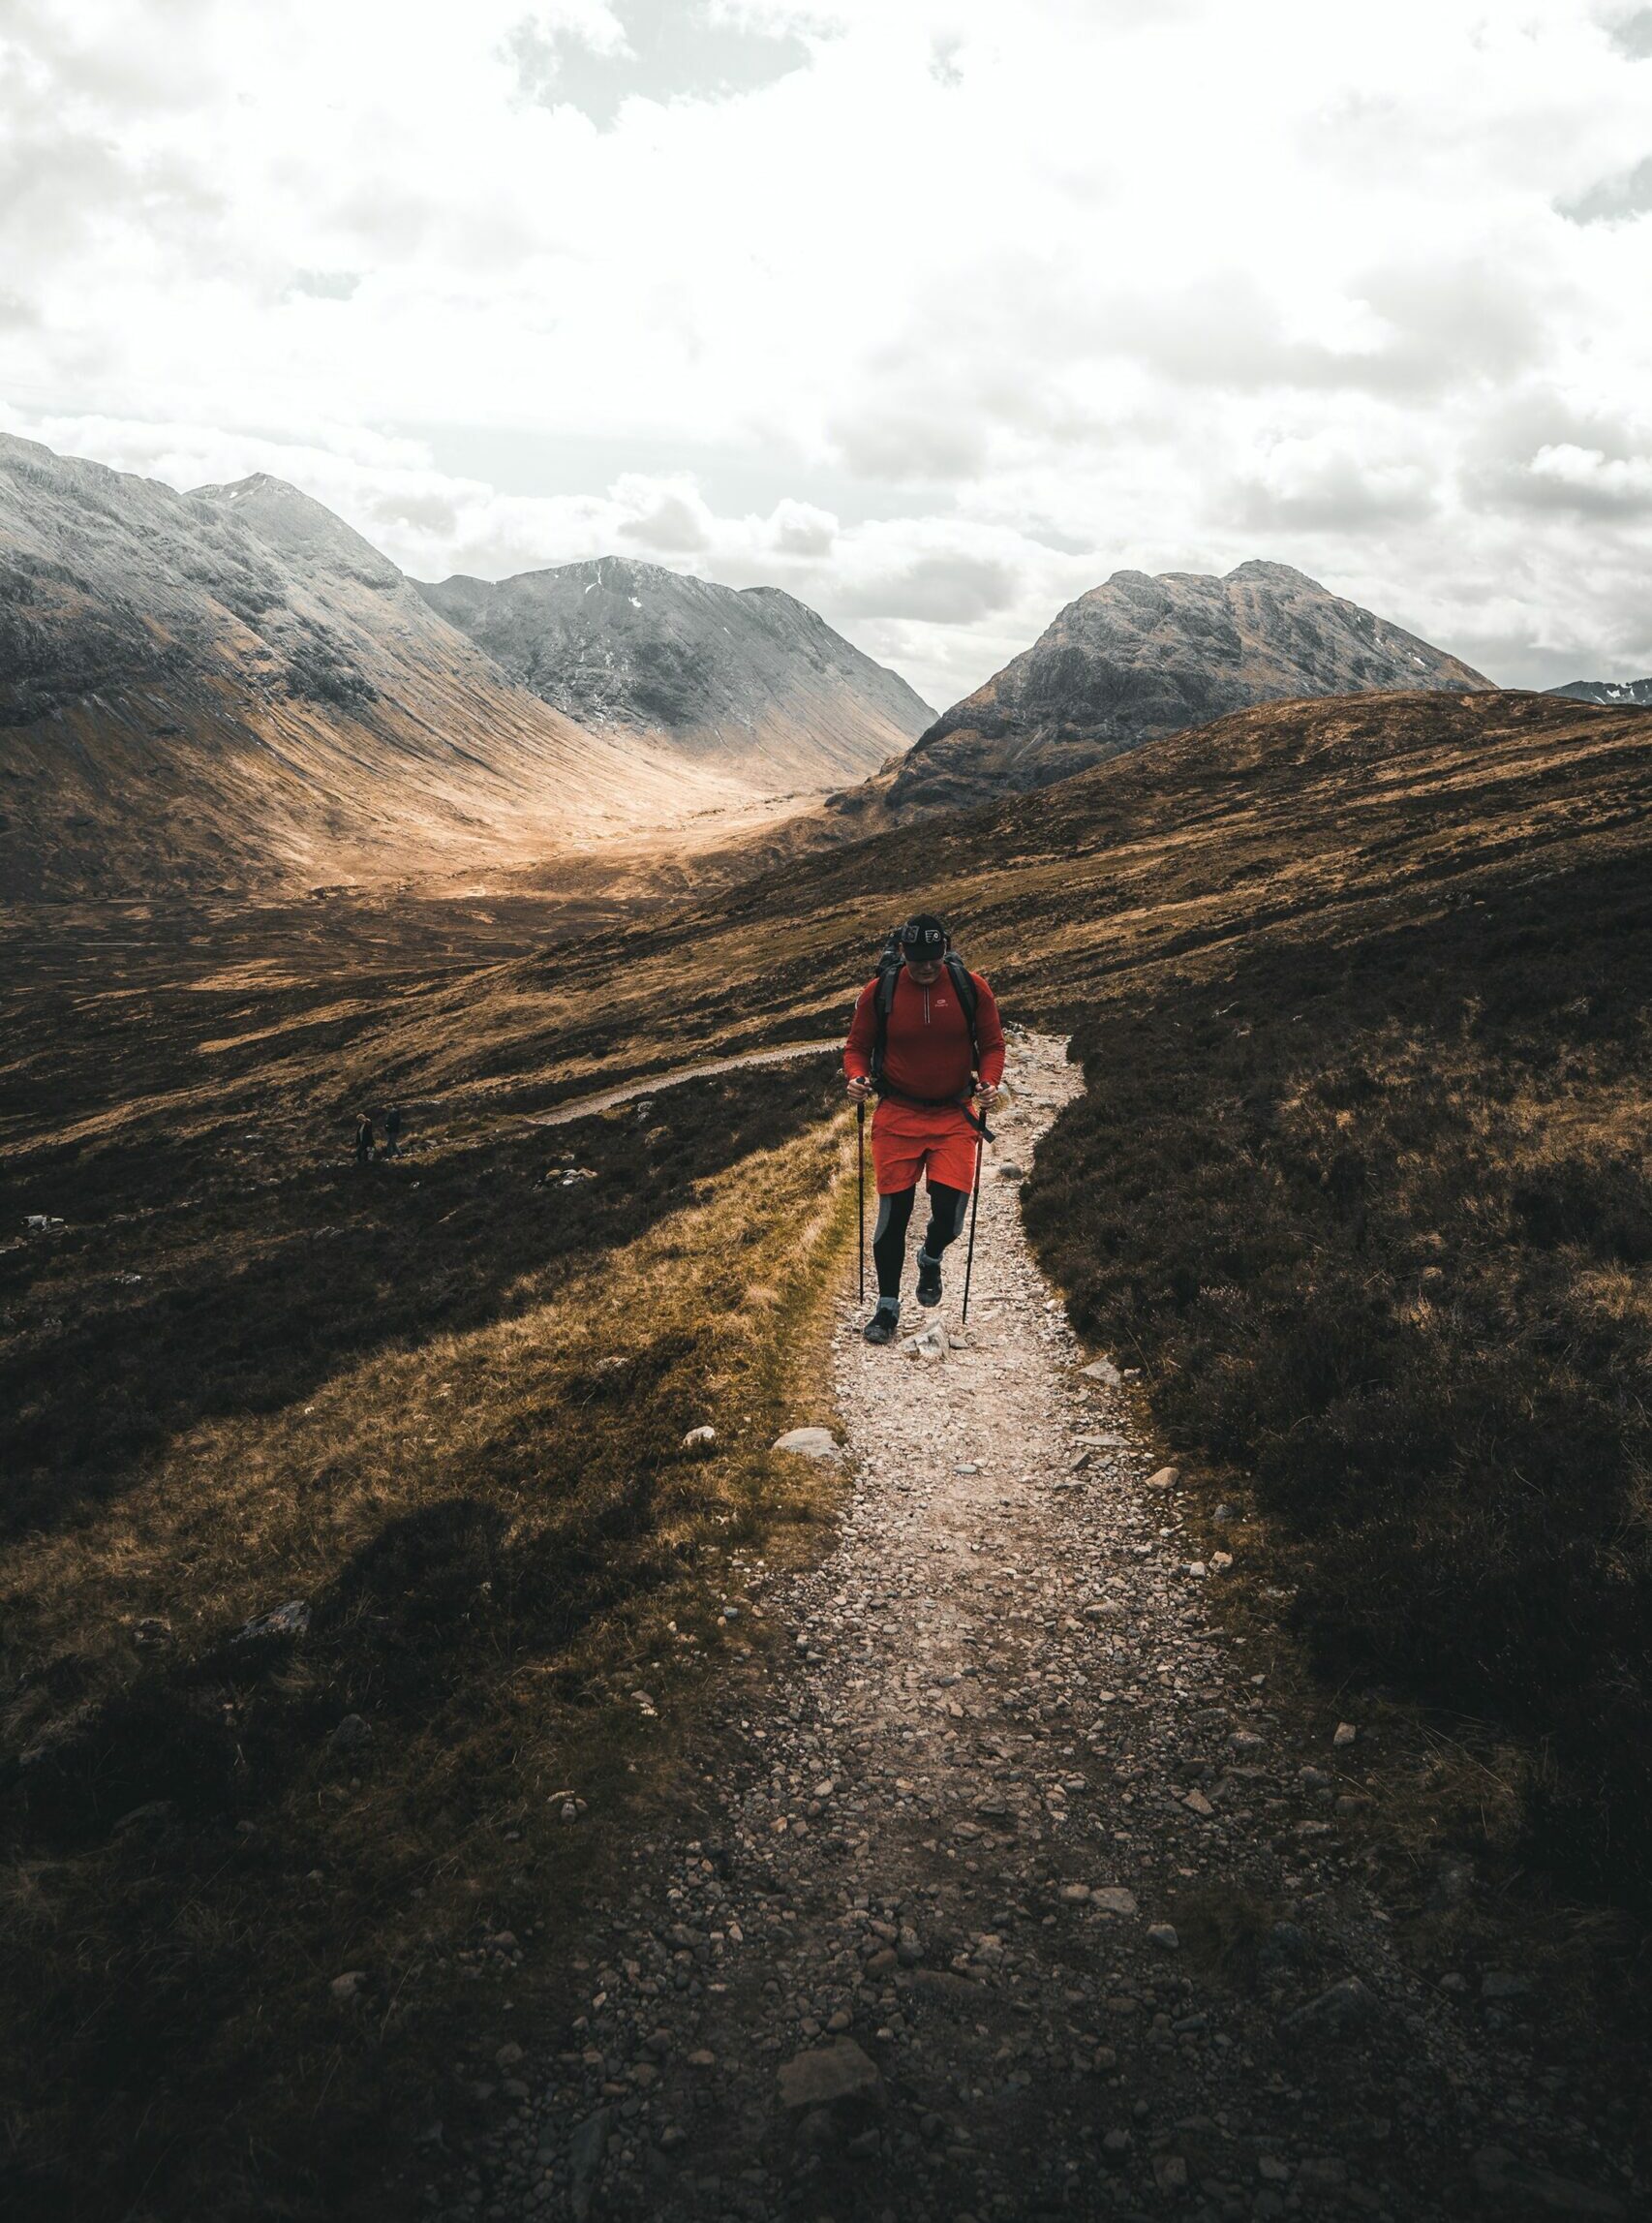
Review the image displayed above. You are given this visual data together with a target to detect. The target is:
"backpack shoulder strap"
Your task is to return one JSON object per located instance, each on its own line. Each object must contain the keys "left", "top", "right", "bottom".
{"left": 944, "top": 953, "right": 980, "bottom": 1066}
{"left": 871, "top": 957, "right": 902, "bottom": 1079}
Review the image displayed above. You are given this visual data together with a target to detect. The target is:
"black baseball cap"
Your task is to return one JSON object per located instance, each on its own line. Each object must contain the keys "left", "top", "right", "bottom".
{"left": 898, "top": 912, "right": 949, "bottom": 961}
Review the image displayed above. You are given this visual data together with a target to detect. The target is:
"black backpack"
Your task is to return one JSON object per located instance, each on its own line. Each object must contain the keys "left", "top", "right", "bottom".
{"left": 869, "top": 930, "right": 981, "bottom": 1085}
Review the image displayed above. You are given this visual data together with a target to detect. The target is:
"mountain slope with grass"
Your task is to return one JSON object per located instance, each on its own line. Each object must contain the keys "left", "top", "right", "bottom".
{"left": 0, "top": 434, "right": 743, "bottom": 900}
{"left": 7, "top": 681, "right": 1650, "bottom": 2216}
{"left": 417, "top": 556, "right": 932, "bottom": 791}
{"left": 294, "top": 685, "right": 1650, "bottom": 1909}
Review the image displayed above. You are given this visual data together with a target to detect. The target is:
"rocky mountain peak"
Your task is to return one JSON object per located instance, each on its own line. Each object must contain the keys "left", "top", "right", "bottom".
{"left": 884, "top": 558, "right": 1489, "bottom": 817}
{"left": 1225, "top": 557, "right": 1316, "bottom": 583}
{"left": 190, "top": 473, "right": 402, "bottom": 590}
{"left": 417, "top": 557, "right": 931, "bottom": 789}
{"left": 1546, "top": 675, "right": 1652, "bottom": 708}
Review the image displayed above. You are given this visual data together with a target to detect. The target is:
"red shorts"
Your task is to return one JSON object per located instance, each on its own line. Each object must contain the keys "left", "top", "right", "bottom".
{"left": 871, "top": 1097, "right": 979, "bottom": 1194}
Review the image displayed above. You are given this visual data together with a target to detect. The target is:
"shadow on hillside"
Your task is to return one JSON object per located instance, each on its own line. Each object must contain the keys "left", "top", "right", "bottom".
{"left": 0, "top": 1060, "right": 838, "bottom": 1541}
{"left": 1025, "top": 844, "right": 1652, "bottom": 1906}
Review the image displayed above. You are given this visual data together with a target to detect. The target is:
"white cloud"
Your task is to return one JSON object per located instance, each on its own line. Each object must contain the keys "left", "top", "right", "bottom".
{"left": 4, "top": 0, "right": 1652, "bottom": 699}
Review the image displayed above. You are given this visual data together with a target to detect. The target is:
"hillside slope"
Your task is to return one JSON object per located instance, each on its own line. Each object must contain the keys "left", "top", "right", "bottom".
{"left": 277, "top": 687, "right": 1648, "bottom": 1903}
{"left": 0, "top": 436, "right": 743, "bottom": 900}
{"left": 881, "top": 558, "right": 1489, "bottom": 816}
{"left": 6, "top": 684, "right": 1650, "bottom": 2211}
{"left": 417, "top": 555, "right": 931, "bottom": 790}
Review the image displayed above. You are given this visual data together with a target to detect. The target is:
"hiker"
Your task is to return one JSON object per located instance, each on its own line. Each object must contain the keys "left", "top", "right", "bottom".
{"left": 383, "top": 1104, "right": 403, "bottom": 1158}
{"left": 844, "top": 912, "right": 1004, "bottom": 1343}
{"left": 353, "top": 1112, "right": 374, "bottom": 1165}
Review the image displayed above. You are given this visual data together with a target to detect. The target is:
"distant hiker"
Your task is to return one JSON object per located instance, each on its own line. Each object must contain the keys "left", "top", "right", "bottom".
{"left": 353, "top": 1113, "right": 374, "bottom": 1165}
{"left": 383, "top": 1104, "right": 403, "bottom": 1158}
{"left": 844, "top": 913, "right": 1004, "bottom": 1343}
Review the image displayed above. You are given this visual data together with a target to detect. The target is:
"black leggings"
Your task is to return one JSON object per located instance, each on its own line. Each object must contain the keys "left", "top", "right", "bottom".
{"left": 872, "top": 1181, "right": 969, "bottom": 1301}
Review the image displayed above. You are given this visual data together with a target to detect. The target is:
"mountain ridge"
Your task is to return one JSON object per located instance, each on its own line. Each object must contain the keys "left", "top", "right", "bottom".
{"left": 0, "top": 436, "right": 923, "bottom": 900}
{"left": 415, "top": 553, "right": 932, "bottom": 790}
{"left": 882, "top": 557, "right": 1491, "bottom": 817}
{"left": 0, "top": 432, "right": 735, "bottom": 900}
{"left": 1547, "top": 676, "right": 1652, "bottom": 707}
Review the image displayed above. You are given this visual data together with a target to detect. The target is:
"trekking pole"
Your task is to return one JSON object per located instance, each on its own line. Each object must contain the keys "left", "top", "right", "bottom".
{"left": 856, "top": 1100, "right": 866, "bottom": 1304}
{"left": 961, "top": 1122, "right": 986, "bottom": 1325}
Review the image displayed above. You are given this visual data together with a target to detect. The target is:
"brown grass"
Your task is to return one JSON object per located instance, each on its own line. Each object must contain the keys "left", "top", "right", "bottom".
{"left": 1, "top": 1060, "right": 855, "bottom": 2220}
{"left": 1024, "top": 855, "right": 1652, "bottom": 1905}
{"left": 8, "top": 683, "right": 1652, "bottom": 2210}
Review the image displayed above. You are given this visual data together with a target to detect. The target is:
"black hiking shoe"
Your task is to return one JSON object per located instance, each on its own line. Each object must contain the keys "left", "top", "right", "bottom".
{"left": 862, "top": 1303, "right": 901, "bottom": 1345}
{"left": 916, "top": 1250, "right": 943, "bottom": 1307}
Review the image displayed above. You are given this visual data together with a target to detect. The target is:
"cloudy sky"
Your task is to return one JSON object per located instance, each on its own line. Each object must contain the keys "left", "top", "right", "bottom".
{"left": 3, "top": 0, "right": 1651, "bottom": 707}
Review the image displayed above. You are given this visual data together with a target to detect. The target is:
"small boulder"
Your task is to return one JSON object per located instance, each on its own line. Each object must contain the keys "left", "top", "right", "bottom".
{"left": 682, "top": 1425, "right": 717, "bottom": 1452}
{"left": 1082, "top": 1356, "right": 1123, "bottom": 1386}
{"left": 1092, "top": 1886, "right": 1139, "bottom": 1917}
{"left": 899, "top": 1322, "right": 949, "bottom": 1363}
{"left": 777, "top": 2038, "right": 882, "bottom": 2114}
{"left": 235, "top": 1598, "right": 311, "bottom": 1644}
{"left": 772, "top": 1426, "right": 842, "bottom": 1461}
{"left": 1280, "top": 1975, "right": 1378, "bottom": 2039}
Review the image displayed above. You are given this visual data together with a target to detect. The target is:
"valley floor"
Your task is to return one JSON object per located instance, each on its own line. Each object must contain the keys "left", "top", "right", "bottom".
{"left": 413, "top": 1037, "right": 1637, "bottom": 2223}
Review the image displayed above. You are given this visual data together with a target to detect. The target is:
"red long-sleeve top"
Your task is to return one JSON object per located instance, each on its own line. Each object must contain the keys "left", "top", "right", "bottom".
{"left": 843, "top": 965, "right": 1005, "bottom": 1101}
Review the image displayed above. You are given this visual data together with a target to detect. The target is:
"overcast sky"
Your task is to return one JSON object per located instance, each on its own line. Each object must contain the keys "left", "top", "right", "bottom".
{"left": 4, "top": 0, "right": 1652, "bottom": 707}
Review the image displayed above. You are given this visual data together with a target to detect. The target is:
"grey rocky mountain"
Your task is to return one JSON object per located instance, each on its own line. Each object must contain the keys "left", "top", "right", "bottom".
{"left": 0, "top": 436, "right": 852, "bottom": 899}
{"left": 1546, "top": 676, "right": 1652, "bottom": 707}
{"left": 416, "top": 556, "right": 932, "bottom": 790}
{"left": 885, "top": 559, "right": 1490, "bottom": 817}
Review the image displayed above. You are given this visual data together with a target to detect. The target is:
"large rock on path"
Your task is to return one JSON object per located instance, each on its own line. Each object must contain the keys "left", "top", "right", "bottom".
{"left": 777, "top": 2038, "right": 882, "bottom": 2114}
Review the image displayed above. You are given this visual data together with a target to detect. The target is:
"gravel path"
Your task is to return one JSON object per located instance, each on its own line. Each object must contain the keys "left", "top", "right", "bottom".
{"left": 521, "top": 1041, "right": 840, "bottom": 1127}
{"left": 441, "top": 1033, "right": 1632, "bottom": 2223}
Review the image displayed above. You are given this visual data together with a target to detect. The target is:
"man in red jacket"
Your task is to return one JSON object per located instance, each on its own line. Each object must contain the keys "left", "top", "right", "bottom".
{"left": 844, "top": 912, "right": 1006, "bottom": 1343}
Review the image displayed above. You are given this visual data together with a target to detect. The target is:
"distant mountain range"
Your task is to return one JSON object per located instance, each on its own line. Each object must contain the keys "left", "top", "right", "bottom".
{"left": 1546, "top": 677, "right": 1652, "bottom": 707}
{"left": 878, "top": 560, "right": 1490, "bottom": 817}
{"left": 0, "top": 435, "right": 925, "bottom": 899}
{"left": 418, "top": 558, "right": 931, "bottom": 790}
{"left": 0, "top": 432, "right": 1523, "bottom": 902}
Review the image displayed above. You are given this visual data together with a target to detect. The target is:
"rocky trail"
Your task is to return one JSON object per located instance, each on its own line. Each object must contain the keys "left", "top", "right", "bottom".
{"left": 522, "top": 1041, "right": 841, "bottom": 1128}
{"left": 429, "top": 1034, "right": 1634, "bottom": 2223}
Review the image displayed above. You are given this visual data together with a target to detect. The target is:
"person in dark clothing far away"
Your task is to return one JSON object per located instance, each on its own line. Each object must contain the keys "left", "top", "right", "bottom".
{"left": 383, "top": 1104, "right": 403, "bottom": 1158}
{"left": 354, "top": 1113, "right": 374, "bottom": 1164}
{"left": 843, "top": 912, "right": 1005, "bottom": 1343}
